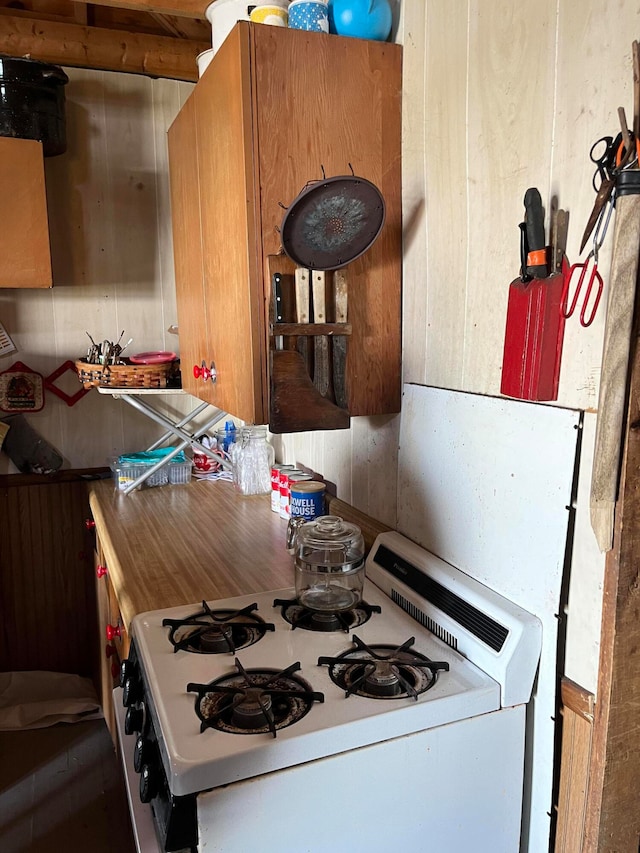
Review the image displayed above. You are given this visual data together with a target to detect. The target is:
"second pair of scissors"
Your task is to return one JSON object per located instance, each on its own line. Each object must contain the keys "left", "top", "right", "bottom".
{"left": 579, "top": 132, "right": 640, "bottom": 253}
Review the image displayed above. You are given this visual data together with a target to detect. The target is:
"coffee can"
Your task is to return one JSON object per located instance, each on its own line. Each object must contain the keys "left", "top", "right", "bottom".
{"left": 271, "top": 464, "right": 293, "bottom": 513}
{"left": 290, "top": 480, "right": 326, "bottom": 521}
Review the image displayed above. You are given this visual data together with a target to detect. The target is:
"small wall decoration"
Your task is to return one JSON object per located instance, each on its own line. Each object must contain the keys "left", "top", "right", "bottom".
{"left": 0, "top": 361, "right": 44, "bottom": 413}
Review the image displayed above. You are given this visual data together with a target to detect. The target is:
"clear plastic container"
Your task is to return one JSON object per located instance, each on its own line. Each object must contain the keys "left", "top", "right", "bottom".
{"left": 110, "top": 460, "right": 169, "bottom": 491}
{"left": 234, "top": 426, "right": 275, "bottom": 495}
{"left": 169, "top": 459, "right": 193, "bottom": 484}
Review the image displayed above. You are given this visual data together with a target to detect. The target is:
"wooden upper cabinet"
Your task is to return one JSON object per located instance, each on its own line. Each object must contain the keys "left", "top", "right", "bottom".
{"left": 168, "top": 23, "right": 402, "bottom": 430}
{"left": 0, "top": 137, "right": 52, "bottom": 288}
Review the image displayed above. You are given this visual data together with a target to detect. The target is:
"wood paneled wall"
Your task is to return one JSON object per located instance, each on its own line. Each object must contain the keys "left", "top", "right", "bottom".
{"left": 0, "top": 472, "right": 101, "bottom": 676}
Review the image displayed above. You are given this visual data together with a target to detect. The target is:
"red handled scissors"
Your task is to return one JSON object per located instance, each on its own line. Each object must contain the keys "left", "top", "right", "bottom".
{"left": 563, "top": 199, "right": 613, "bottom": 327}
{"left": 561, "top": 252, "right": 603, "bottom": 327}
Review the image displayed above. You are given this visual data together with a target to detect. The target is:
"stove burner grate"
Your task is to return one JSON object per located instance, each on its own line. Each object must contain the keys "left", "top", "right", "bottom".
{"left": 273, "top": 597, "right": 381, "bottom": 632}
{"left": 318, "top": 635, "right": 450, "bottom": 700}
{"left": 163, "top": 601, "right": 274, "bottom": 654}
{"left": 187, "top": 659, "right": 324, "bottom": 737}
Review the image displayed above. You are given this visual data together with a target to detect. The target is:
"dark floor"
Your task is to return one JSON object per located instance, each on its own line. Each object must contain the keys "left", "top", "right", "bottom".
{"left": 0, "top": 719, "right": 136, "bottom": 853}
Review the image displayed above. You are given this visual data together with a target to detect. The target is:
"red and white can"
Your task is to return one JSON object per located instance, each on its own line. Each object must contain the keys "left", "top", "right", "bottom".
{"left": 278, "top": 468, "right": 301, "bottom": 518}
{"left": 271, "top": 464, "right": 293, "bottom": 513}
{"left": 279, "top": 470, "right": 312, "bottom": 519}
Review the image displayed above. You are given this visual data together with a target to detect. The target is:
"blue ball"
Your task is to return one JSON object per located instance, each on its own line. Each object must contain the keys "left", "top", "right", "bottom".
{"left": 328, "top": 0, "right": 392, "bottom": 41}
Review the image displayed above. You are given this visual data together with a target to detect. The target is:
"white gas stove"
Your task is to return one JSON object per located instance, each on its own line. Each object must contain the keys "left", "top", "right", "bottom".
{"left": 115, "top": 531, "right": 542, "bottom": 853}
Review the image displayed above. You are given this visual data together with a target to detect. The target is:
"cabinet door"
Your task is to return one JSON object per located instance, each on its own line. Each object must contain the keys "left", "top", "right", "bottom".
{"left": 0, "top": 137, "right": 52, "bottom": 288}
{"left": 196, "top": 29, "right": 265, "bottom": 423}
{"left": 94, "top": 543, "right": 129, "bottom": 742}
{"left": 169, "top": 26, "right": 265, "bottom": 423}
{"left": 168, "top": 95, "right": 212, "bottom": 405}
{"left": 94, "top": 545, "right": 117, "bottom": 739}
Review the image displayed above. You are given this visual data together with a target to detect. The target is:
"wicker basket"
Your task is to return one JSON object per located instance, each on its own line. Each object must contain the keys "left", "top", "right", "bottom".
{"left": 75, "top": 358, "right": 177, "bottom": 390}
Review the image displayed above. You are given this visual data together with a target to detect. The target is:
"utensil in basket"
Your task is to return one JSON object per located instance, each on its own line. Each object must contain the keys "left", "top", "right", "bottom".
{"left": 74, "top": 356, "right": 177, "bottom": 389}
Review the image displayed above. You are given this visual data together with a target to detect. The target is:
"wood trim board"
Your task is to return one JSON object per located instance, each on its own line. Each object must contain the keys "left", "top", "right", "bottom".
{"left": 584, "top": 324, "right": 640, "bottom": 851}
{"left": 554, "top": 679, "right": 594, "bottom": 853}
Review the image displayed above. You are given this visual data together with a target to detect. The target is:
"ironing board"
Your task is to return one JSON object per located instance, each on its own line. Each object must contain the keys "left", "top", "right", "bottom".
{"left": 98, "top": 387, "right": 231, "bottom": 494}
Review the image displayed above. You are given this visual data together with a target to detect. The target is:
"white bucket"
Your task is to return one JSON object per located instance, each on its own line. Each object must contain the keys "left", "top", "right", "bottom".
{"left": 205, "top": 0, "right": 251, "bottom": 55}
{"left": 196, "top": 48, "right": 215, "bottom": 77}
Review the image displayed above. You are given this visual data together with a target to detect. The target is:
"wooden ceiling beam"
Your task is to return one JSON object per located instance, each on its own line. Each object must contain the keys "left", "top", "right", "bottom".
{"left": 0, "top": 14, "right": 207, "bottom": 80}
{"left": 71, "top": 0, "right": 209, "bottom": 20}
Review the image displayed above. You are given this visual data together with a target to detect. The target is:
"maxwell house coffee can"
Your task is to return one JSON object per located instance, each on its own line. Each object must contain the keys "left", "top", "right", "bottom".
{"left": 290, "top": 481, "right": 326, "bottom": 520}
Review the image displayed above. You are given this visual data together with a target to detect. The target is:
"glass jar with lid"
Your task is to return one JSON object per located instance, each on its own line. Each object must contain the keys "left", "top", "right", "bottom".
{"left": 233, "top": 426, "right": 275, "bottom": 495}
{"left": 293, "top": 515, "right": 365, "bottom": 612}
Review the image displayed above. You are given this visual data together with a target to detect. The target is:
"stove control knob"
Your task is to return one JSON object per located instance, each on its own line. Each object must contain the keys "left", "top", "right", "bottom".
{"left": 139, "top": 762, "right": 158, "bottom": 804}
{"left": 125, "top": 705, "right": 144, "bottom": 736}
{"left": 122, "top": 675, "right": 142, "bottom": 707}
{"left": 133, "top": 735, "right": 148, "bottom": 773}
{"left": 120, "top": 658, "right": 137, "bottom": 688}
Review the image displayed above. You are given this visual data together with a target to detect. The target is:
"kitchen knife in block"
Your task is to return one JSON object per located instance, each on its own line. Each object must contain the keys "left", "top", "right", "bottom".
{"left": 273, "top": 272, "right": 284, "bottom": 351}
{"left": 500, "top": 206, "right": 567, "bottom": 402}
{"left": 312, "top": 270, "right": 331, "bottom": 399}
{"left": 294, "top": 267, "right": 311, "bottom": 371}
{"left": 524, "top": 188, "right": 548, "bottom": 278}
{"left": 267, "top": 254, "right": 351, "bottom": 433}
{"left": 333, "top": 269, "right": 348, "bottom": 409}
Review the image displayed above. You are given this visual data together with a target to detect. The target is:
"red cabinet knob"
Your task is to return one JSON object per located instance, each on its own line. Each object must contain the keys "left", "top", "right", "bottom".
{"left": 96, "top": 565, "right": 108, "bottom": 578}
{"left": 105, "top": 643, "right": 117, "bottom": 659}
{"left": 193, "top": 361, "right": 217, "bottom": 383}
{"left": 106, "top": 624, "right": 122, "bottom": 641}
{"left": 85, "top": 519, "right": 96, "bottom": 530}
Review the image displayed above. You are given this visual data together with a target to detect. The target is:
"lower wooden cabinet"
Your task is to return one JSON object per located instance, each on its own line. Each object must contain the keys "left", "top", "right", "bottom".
{"left": 0, "top": 473, "right": 95, "bottom": 674}
{"left": 94, "top": 542, "right": 129, "bottom": 741}
{"left": 0, "top": 137, "right": 52, "bottom": 288}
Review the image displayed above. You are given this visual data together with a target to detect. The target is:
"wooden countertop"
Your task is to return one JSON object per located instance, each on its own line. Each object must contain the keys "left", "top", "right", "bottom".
{"left": 89, "top": 479, "right": 295, "bottom": 629}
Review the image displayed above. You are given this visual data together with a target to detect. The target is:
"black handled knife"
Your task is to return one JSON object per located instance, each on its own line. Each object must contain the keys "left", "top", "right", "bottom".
{"left": 523, "top": 188, "right": 548, "bottom": 279}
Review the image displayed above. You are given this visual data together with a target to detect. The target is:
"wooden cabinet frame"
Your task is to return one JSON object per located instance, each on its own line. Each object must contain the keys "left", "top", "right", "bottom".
{"left": 168, "top": 23, "right": 402, "bottom": 430}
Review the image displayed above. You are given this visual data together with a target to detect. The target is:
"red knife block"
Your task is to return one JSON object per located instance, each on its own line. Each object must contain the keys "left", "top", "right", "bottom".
{"left": 500, "top": 268, "right": 566, "bottom": 402}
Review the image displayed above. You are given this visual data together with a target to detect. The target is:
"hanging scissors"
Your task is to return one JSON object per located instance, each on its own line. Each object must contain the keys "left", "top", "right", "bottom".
{"left": 579, "top": 131, "right": 640, "bottom": 253}
{"left": 563, "top": 200, "right": 613, "bottom": 327}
